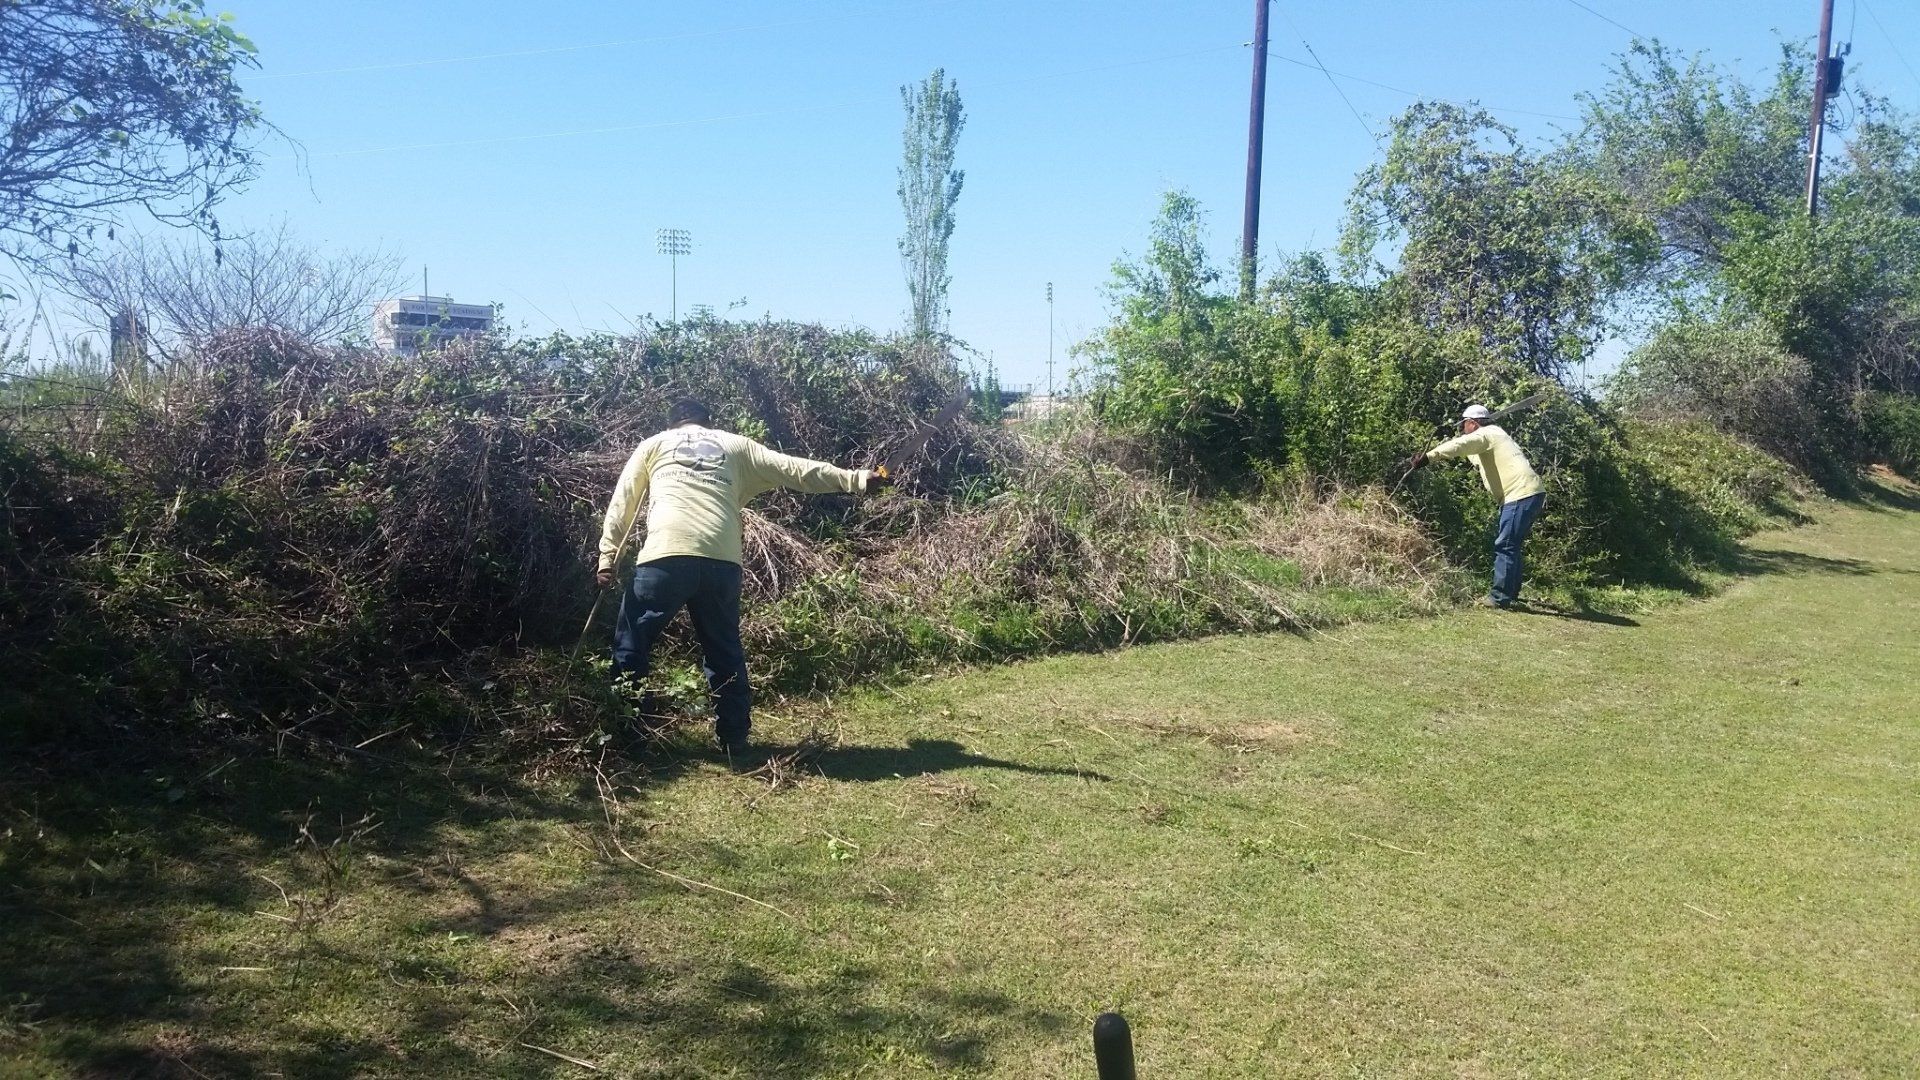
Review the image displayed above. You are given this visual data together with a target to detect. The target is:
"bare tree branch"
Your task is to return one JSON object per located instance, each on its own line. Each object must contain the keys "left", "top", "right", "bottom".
{"left": 0, "top": 0, "right": 265, "bottom": 273}
{"left": 63, "top": 223, "right": 404, "bottom": 361}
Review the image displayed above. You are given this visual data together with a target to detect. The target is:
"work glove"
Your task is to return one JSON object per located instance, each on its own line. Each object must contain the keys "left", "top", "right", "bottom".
{"left": 595, "top": 567, "right": 617, "bottom": 590}
{"left": 865, "top": 467, "right": 896, "bottom": 492}
{"left": 1405, "top": 452, "right": 1428, "bottom": 472}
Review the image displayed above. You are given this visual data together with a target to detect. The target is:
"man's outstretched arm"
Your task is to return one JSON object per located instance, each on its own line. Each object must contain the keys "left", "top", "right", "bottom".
{"left": 742, "top": 439, "right": 881, "bottom": 497}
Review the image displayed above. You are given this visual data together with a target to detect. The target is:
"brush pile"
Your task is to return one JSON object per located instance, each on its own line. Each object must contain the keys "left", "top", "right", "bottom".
{"left": 1, "top": 322, "right": 1447, "bottom": 755}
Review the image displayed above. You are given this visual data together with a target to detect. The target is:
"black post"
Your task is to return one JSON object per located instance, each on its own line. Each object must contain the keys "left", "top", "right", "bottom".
{"left": 1093, "top": 1012, "right": 1136, "bottom": 1080}
{"left": 1804, "top": 0, "right": 1836, "bottom": 218}
{"left": 1240, "top": 0, "right": 1271, "bottom": 300}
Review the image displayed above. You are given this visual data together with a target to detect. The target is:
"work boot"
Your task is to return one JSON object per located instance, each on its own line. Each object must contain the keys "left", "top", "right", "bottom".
{"left": 1478, "top": 596, "right": 1512, "bottom": 610}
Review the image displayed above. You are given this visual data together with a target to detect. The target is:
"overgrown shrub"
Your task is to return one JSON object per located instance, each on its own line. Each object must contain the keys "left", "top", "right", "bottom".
{"left": 3, "top": 322, "right": 1460, "bottom": 754}
{"left": 1085, "top": 193, "right": 1799, "bottom": 599}
{"left": 1611, "top": 317, "right": 1851, "bottom": 486}
{"left": 1395, "top": 399, "right": 1803, "bottom": 594}
{"left": 1082, "top": 203, "right": 1459, "bottom": 487}
{"left": 745, "top": 427, "right": 1453, "bottom": 694}
{"left": 1861, "top": 391, "right": 1920, "bottom": 476}
{"left": 0, "top": 323, "right": 993, "bottom": 747}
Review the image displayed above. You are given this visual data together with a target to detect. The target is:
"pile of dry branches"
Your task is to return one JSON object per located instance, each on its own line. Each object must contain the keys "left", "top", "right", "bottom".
{"left": 1, "top": 324, "right": 996, "bottom": 747}
{"left": 3, "top": 323, "right": 1449, "bottom": 755}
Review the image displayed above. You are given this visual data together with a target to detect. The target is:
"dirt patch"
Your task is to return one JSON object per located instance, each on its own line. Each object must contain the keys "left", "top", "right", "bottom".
{"left": 1121, "top": 713, "right": 1309, "bottom": 751}
{"left": 486, "top": 921, "right": 599, "bottom": 967}
{"left": 1232, "top": 721, "right": 1307, "bottom": 744}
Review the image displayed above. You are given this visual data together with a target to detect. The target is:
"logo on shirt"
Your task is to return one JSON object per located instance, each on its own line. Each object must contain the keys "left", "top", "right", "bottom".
{"left": 666, "top": 433, "right": 727, "bottom": 475}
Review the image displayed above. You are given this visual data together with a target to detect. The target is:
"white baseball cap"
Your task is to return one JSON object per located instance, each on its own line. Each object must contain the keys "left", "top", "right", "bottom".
{"left": 1461, "top": 404, "right": 1493, "bottom": 421}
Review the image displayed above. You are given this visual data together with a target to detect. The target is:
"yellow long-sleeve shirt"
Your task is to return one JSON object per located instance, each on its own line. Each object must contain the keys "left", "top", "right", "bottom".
{"left": 597, "top": 425, "right": 870, "bottom": 571}
{"left": 1427, "top": 424, "right": 1544, "bottom": 505}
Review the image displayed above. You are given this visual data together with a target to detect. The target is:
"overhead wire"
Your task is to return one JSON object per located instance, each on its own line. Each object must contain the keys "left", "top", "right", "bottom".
{"left": 1272, "top": 5, "right": 1376, "bottom": 140}
{"left": 1559, "top": 0, "right": 1645, "bottom": 40}
{"left": 1858, "top": 0, "right": 1920, "bottom": 93}
{"left": 1265, "top": 51, "right": 1581, "bottom": 123}
{"left": 284, "top": 0, "right": 1590, "bottom": 161}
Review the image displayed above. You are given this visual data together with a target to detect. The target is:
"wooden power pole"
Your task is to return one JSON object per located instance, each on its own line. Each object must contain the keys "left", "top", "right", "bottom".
{"left": 1240, "top": 0, "right": 1272, "bottom": 300}
{"left": 1804, "top": 0, "right": 1837, "bottom": 218}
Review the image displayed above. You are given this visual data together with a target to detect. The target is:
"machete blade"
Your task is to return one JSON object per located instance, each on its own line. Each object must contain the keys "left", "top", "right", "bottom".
{"left": 879, "top": 380, "right": 973, "bottom": 478}
{"left": 1488, "top": 390, "right": 1551, "bottom": 423}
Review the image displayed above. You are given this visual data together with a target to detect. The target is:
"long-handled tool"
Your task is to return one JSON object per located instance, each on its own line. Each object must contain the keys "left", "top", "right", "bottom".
{"left": 572, "top": 540, "right": 628, "bottom": 662}
{"left": 1485, "top": 389, "right": 1550, "bottom": 425}
{"left": 573, "top": 479, "right": 643, "bottom": 662}
{"left": 1390, "top": 389, "right": 1554, "bottom": 496}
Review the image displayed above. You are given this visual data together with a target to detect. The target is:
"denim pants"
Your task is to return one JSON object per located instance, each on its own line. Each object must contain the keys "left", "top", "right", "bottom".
{"left": 612, "top": 555, "right": 751, "bottom": 745}
{"left": 1491, "top": 492, "right": 1546, "bottom": 606}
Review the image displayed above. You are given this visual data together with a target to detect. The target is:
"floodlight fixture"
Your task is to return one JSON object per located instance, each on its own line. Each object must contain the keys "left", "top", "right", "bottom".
{"left": 656, "top": 228, "right": 692, "bottom": 320}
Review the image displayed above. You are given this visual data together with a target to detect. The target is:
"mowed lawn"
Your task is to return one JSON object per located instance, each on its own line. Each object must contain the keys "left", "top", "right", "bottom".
{"left": 4, "top": 489, "right": 1918, "bottom": 1077}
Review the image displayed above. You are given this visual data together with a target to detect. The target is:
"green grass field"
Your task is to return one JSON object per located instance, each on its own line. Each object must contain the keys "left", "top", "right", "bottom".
{"left": 4, "top": 484, "right": 1918, "bottom": 1077}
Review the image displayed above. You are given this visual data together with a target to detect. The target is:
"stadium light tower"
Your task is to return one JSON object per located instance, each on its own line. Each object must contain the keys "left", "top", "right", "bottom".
{"left": 1046, "top": 282, "right": 1055, "bottom": 407}
{"left": 656, "top": 228, "right": 691, "bottom": 321}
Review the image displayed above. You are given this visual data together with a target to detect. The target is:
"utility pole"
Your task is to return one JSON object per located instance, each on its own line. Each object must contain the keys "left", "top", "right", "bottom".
{"left": 1046, "top": 282, "right": 1055, "bottom": 408}
{"left": 1804, "top": 0, "right": 1837, "bottom": 218}
{"left": 657, "top": 228, "right": 691, "bottom": 320}
{"left": 1240, "top": 0, "right": 1272, "bottom": 301}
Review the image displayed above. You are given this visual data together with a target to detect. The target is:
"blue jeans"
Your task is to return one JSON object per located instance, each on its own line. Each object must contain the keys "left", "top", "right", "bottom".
{"left": 612, "top": 556, "right": 751, "bottom": 746}
{"left": 1491, "top": 492, "right": 1546, "bottom": 607}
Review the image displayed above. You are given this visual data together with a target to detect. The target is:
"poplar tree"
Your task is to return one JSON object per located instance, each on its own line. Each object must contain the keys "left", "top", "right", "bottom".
{"left": 897, "top": 69, "right": 965, "bottom": 339}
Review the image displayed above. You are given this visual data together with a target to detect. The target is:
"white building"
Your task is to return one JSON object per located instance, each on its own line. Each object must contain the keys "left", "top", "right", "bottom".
{"left": 372, "top": 295, "right": 494, "bottom": 355}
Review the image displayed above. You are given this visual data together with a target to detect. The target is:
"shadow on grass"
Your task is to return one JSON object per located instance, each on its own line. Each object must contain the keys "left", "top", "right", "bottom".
{"left": 1510, "top": 602, "right": 1641, "bottom": 627}
{"left": 1728, "top": 548, "right": 1878, "bottom": 577}
{"left": 0, "top": 740, "right": 1074, "bottom": 1077}
{"left": 1859, "top": 475, "right": 1920, "bottom": 514}
{"left": 792, "top": 737, "right": 1110, "bottom": 784}
{"left": 0, "top": 745, "right": 602, "bottom": 1076}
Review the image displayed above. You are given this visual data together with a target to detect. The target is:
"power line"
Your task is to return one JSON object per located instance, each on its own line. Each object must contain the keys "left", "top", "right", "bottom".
{"left": 1272, "top": 5, "right": 1375, "bottom": 139}
{"left": 1266, "top": 50, "right": 1581, "bottom": 122}
{"left": 1859, "top": 0, "right": 1920, "bottom": 92}
{"left": 253, "top": 1, "right": 964, "bottom": 81}
{"left": 311, "top": 43, "right": 1247, "bottom": 159}
{"left": 1560, "top": 0, "right": 1645, "bottom": 39}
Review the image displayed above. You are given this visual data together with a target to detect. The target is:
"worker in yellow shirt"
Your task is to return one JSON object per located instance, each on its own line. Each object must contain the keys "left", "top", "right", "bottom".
{"left": 594, "top": 398, "right": 890, "bottom": 755}
{"left": 1406, "top": 404, "right": 1546, "bottom": 609}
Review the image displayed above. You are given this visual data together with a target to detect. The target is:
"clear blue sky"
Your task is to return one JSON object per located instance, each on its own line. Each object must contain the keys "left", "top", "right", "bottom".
{"left": 79, "top": 1, "right": 1920, "bottom": 386}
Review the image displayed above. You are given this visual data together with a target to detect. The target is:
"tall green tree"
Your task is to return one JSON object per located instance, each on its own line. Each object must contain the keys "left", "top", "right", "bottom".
{"left": 1569, "top": 41, "right": 1920, "bottom": 402}
{"left": 0, "top": 1, "right": 263, "bottom": 274}
{"left": 1568, "top": 42, "right": 1808, "bottom": 281}
{"left": 1343, "top": 102, "right": 1648, "bottom": 382}
{"left": 897, "top": 69, "right": 965, "bottom": 339}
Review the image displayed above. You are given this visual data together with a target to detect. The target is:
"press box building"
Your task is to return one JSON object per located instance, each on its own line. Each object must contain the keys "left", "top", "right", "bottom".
{"left": 372, "top": 295, "right": 494, "bottom": 355}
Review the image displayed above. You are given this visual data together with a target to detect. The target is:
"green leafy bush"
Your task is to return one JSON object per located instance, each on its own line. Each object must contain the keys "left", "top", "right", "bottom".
{"left": 1612, "top": 316, "right": 1851, "bottom": 486}
{"left": 1861, "top": 392, "right": 1920, "bottom": 476}
{"left": 1086, "top": 188, "right": 1811, "bottom": 601}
